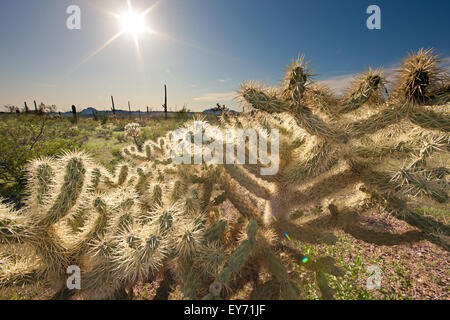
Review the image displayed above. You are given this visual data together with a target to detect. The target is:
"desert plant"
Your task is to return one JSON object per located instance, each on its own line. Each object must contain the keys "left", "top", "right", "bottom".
{"left": 391, "top": 48, "right": 444, "bottom": 105}
{"left": 339, "top": 67, "right": 386, "bottom": 113}
{"left": 71, "top": 105, "right": 78, "bottom": 124}
{"left": 0, "top": 115, "right": 78, "bottom": 203}
{"left": 0, "top": 49, "right": 448, "bottom": 300}
{"left": 124, "top": 123, "right": 141, "bottom": 147}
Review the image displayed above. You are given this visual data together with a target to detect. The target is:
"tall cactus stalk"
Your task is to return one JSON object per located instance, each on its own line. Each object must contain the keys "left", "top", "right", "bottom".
{"left": 128, "top": 101, "right": 132, "bottom": 119}
{"left": 163, "top": 84, "right": 168, "bottom": 120}
{"left": 111, "top": 96, "right": 116, "bottom": 115}
{"left": 71, "top": 105, "right": 77, "bottom": 124}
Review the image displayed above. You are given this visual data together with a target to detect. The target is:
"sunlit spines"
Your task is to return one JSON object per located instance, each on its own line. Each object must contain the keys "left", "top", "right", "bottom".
{"left": 117, "top": 164, "right": 129, "bottom": 186}
{"left": 238, "top": 81, "right": 289, "bottom": 113}
{"left": 281, "top": 54, "right": 313, "bottom": 103}
{"left": 40, "top": 157, "right": 86, "bottom": 226}
{"left": 304, "top": 83, "right": 339, "bottom": 118}
{"left": 340, "top": 67, "right": 386, "bottom": 113}
{"left": 23, "top": 158, "right": 55, "bottom": 209}
{"left": 221, "top": 173, "right": 264, "bottom": 226}
{"left": 173, "top": 218, "right": 204, "bottom": 260}
{"left": 75, "top": 197, "right": 110, "bottom": 254}
{"left": 224, "top": 165, "right": 273, "bottom": 200}
{"left": 409, "top": 106, "right": 450, "bottom": 132}
{"left": 392, "top": 48, "right": 443, "bottom": 105}
{"left": 0, "top": 201, "right": 35, "bottom": 244}
{"left": 109, "top": 223, "right": 168, "bottom": 287}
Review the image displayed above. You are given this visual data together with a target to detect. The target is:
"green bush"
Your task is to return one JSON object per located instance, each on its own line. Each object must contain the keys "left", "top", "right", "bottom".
{"left": 0, "top": 115, "right": 80, "bottom": 203}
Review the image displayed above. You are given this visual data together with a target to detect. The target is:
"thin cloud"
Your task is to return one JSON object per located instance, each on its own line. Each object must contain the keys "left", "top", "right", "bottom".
{"left": 319, "top": 74, "right": 355, "bottom": 95}
{"left": 319, "top": 56, "right": 450, "bottom": 95}
{"left": 193, "top": 91, "right": 236, "bottom": 102}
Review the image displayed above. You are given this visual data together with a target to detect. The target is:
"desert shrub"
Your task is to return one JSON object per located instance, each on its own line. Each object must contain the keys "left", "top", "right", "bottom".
{"left": 0, "top": 115, "right": 77, "bottom": 203}
{"left": 115, "top": 132, "right": 126, "bottom": 143}
{"left": 100, "top": 115, "right": 108, "bottom": 125}
{"left": 125, "top": 123, "right": 141, "bottom": 148}
{"left": 94, "top": 126, "right": 112, "bottom": 139}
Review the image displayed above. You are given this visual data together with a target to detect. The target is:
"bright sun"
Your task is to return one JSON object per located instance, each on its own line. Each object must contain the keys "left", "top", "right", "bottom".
{"left": 68, "top": 0, "right": 162, "bottom": 72}
{"left": 119, "top": 9, "right": 147, "bottom": 36}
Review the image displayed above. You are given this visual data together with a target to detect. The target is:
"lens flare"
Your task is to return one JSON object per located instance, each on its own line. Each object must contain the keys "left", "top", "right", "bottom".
{"left": 119, "top": 10, "right": 146, "bottom": 35}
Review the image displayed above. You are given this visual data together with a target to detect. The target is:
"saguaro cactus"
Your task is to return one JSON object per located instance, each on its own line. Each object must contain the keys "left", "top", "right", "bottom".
{"left": 72, "top": 105, "right": 77, "bottom": 123}
{"left": 163, "top": 84, "right": 168, "bottom": 120}
{"left": 128, "top": 101, "right": 132, "bottom": 119}
{"left": 111, "top": 96, "right": 116, "bottom": 115}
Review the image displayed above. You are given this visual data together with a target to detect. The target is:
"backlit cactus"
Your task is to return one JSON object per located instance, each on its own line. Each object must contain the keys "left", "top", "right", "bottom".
{"left": 0, "top": 48, "right": 448, "bottom": 300}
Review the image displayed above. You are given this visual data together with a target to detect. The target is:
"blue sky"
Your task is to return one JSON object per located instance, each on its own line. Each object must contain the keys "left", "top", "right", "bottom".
{"left": 0, "top": 0, "right": 449, "bottom": 112}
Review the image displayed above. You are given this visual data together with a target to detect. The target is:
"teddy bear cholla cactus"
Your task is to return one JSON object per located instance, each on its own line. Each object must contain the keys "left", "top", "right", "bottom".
{"left": 0, "top": 147, "right": 211, "bottom": 299}
{"left": 0, "top": 119, "right": 337, "bottom": 299}
{"left": 119, "top": 47, "right": 450, "bottom": 297}
{"left": 1, "top": 49, "right": 448, "bottom": 300}
{"left": 125, "top": 123, "right": 141, "bottom": 146}
{"left": 0, "top": 132, "right": 293, "bottom": 300}
{"left": 232, "top": 48, "right": 449, "bottom": 250}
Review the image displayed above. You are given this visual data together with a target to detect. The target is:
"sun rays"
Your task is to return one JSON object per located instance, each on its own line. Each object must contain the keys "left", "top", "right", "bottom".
{"left": 68, "top": 0, "right": 161, "bottom": 75}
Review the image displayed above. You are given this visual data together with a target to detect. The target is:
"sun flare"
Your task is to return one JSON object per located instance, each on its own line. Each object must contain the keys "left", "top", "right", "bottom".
{"left": 66, "top": 0, "right": 166, "bottom": 75}
{"left": 119, "top": 9, "right": 147, "bottom": 36}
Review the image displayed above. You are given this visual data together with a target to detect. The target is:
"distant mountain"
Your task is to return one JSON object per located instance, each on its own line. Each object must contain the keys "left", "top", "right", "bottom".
{"left": 61, "top": 107, "right": 151, "bottom": 117}
{"left": 79, "top": 107, "right": 98, "bottom": 116}
{"left": 0, "top": 107, "right": 239, "bottom": 117}
{"left": 202, "top": 108, "right": 239, "bottom": 115}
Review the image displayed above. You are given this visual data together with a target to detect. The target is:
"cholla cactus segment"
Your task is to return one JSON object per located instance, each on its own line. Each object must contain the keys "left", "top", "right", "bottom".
{"left": 117, "top": 164, "right": 129, "bottom": 186}
{"left": 76, "top": 197, "right": 109, "bottom": 253}
{"left": 198, "top": 242, "right": 227, "bottom": 277}
{"left": 0, "top": 202, "right": 35, "bottom": 244}
{"left": 390, "top": 166, "right": 449, "bottom": 203}
{"left": 340, "top": 67, "right": 385, "bottom": 113}
{"left": 125, "top": 123, "right": 141, "bottom": 139}
{"left": 392, "top": 48, "right": 443, "bottom": 104}
{"left": 0, "top": 248, "right": 40, "bottom": 288}
{"left": 281, "top": 54, "right": 313, "bottom": 103}
{"left": 261, "top": 247, "right": 299, "bottom": 300}
{"left": 304, "top": 83, "right": 339, "bottom": 117}
{"left": 216, "top": 236, "right": 254, "bottom": 286}
{"left": 410, "top": 106, "right": 450, "bottom": 132}
{"left": 24, "top": 158, "right": 55, "bottom": 208}
{"left": 204, "top": 220, "right": 227, "bottom": 243}
{"left": 110, "top": 224, "right": 168, "bottom": 285}
{"left": 239, "top": 81, "right": 289, "bottom": 113}
{"left": 173, "top": 219, "right": 204, "bottom": 259}
{"left": 179, "top": 259, "right": 198, "bottom": 299}
{"left": 40, "top": 156, "right": 87, "bottom": 227}
{"left": 221, "top": 174, "right": 264, "bottom": 226}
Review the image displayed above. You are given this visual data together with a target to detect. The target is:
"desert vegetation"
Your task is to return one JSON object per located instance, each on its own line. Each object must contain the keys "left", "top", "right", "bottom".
{"left": 0, "top": 48, "right": 448, "bottom": 300}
